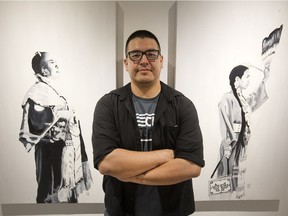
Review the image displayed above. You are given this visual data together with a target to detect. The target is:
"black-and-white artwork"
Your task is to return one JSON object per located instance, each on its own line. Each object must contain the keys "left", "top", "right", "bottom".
{"left": 209, "top": 25, "right": 283, "bottom": 200}
{"left": 19, "top": 52, "right": 93, "bottom": 203}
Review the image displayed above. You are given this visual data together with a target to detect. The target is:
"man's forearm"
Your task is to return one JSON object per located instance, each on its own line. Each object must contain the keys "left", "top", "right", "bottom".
{"left": 126, "top": 158, "right": 201, "bottom": 186}
{"left": 98, "top": 148, "right": 174, "bottom": 180}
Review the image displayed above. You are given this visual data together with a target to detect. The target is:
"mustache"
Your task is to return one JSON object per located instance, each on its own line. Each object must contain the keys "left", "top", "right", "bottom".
{"left": 137, "top": 67, "right": 152, "bottom": 72}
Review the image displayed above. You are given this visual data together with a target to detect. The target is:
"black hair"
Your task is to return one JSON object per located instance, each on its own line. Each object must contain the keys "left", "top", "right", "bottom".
{"left": 31, "top": 52, "right": 47, "bottom": 75}
{"left": 125, "top": 30, "right": 161, "bottom": 56}
{"left": 229, "top": 65, "right": 248, "bottom": 89}
{"left": 229, "top": 65, "right": 249, "bottom": 165}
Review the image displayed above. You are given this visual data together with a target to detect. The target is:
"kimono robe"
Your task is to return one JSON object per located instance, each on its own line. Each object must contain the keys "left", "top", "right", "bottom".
{"left": 19, "top": 78, "right": 92, "bottom": 203}
{"left": 217, "top": 81, "right": 268, "bottom": 193}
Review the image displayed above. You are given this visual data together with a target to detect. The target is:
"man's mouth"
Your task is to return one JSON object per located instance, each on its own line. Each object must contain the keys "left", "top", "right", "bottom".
{"left": 137, "top": 68, "right": 151, "bottom": 72}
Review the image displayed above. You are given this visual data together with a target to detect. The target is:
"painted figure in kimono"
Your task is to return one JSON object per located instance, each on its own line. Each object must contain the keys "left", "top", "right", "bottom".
{"left": 217, "top": 65, "right": 270, "bottom": 198}
{"left": 19, "top": 52, "right": 92, "bottom": 203}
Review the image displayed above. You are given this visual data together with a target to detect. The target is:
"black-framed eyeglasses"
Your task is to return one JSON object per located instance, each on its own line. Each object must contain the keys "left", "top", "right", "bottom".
{"left": 127, "top": 49, "right": 161, "bottom": 62}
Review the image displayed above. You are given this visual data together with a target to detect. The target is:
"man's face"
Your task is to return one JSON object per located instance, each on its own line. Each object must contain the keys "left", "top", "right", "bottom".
{"left": 124, "top": 37, "right": 163, "bottom": 86}
{"left": 41, "top": 53, "right": 60, "bottom": 79}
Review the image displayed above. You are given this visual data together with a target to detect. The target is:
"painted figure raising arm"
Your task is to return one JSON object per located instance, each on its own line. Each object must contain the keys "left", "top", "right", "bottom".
{"left": 217, "top": 65, "right": 270, "bottom": 198}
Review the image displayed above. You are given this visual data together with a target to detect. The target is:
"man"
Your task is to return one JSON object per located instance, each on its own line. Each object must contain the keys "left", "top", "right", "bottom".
{"left": 19, "top": 52, "right": 92, "bottom": 203}
{"left": 92, "top": 30, "right": 205, "bottom": 215}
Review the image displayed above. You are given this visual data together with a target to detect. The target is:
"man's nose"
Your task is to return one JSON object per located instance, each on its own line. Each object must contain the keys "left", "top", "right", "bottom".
{"left": 139, "top": 53, "right": 149, "bottom": 64}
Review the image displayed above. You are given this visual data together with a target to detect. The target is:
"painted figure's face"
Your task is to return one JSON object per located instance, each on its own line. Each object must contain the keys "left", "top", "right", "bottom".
{"left": 124, "top": 37, "right": 163, "bottom": 86}
{"left": 236, "top": 69, "right": 250, "bottom": 90}
{"left": 41, "top": 53, "right": 60, "bottom": 79}
{"left": 239, "top": 70, "right": 250, "bottom": 89}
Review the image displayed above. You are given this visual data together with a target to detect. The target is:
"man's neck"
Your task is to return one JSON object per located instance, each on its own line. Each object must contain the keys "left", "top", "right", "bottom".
{"left": 131, "top": 81, "right": 161, "bottom": 99}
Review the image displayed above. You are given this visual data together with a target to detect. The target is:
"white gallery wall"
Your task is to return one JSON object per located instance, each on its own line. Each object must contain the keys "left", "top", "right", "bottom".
{"left": 119, "top": 1, "right": 174, "bottom": 85}
{"left": 176, "top": 0, "right": 288, "bottom": 213}
{"left": 0, "top": 1, "right": 116, "bottom": 205}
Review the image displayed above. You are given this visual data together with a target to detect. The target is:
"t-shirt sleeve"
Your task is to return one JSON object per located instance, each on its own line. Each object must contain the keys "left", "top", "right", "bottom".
{"left": 92, "top": 94, "right": 120, "bottom": 170}
{"left": 174, "top": 97, "right": 205, "bottom": 167}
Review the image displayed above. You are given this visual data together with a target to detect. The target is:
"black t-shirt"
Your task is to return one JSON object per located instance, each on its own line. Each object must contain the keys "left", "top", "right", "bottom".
{"left": 132, "top": 94, "right": 162, "bottom": 215}
{"left": 92, "top": 82, "right": 205, "bottom": 216}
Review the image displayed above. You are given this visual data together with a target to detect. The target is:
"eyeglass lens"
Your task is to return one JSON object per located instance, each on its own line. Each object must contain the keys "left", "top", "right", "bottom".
{"left": 128, "top": 50, "right": 160, "bottom": 61}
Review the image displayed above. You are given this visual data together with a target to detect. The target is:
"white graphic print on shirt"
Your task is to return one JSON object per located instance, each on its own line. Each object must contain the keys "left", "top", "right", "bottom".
{"left": 136, "top": 113, "right": 155, "bottom": 151}
{"left": 133, "top": 94, "right": 158, "bottom": 152}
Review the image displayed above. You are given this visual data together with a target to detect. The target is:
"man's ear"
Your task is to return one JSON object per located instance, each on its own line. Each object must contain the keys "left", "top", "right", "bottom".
{"left": 123, "top": 58, "right": 129, "bottom": 71}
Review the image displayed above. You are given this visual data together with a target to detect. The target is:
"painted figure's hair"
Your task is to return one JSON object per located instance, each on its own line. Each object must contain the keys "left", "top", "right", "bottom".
{"left": 229, "top": 65, "right": 249, "bottom": 164}
{"left": 32, "top": 52, "right": 47, "bottom": 75}
{"left": 125, "top": 30, "right": 161, "bottom": 56}
{"left": 229, "top": 65, "right": 248, "bottom": 89}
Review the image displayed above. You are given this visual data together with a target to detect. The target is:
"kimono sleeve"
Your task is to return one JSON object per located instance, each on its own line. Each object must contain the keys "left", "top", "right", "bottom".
{"left": 19, "top": 98, "right": 54, "bottom": 150}
{"left": 247, "top": 81, "right": 268, "bottom": 112}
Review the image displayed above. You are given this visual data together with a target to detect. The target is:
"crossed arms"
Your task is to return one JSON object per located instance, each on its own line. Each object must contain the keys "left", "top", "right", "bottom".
{"left": 97, "top": 148, "right": 201, "bottom": 186}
